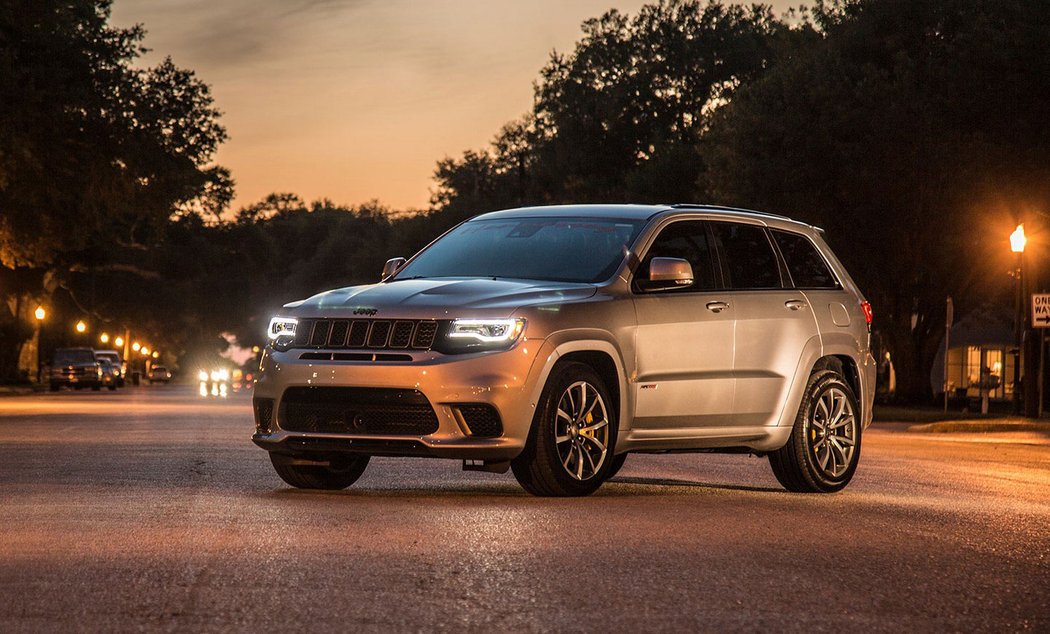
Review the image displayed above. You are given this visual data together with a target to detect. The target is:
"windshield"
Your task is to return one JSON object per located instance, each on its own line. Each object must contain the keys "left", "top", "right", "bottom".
{"left": 54, "top": 349, "right": 96, "bottom": 365}
{"left": 394, "top": 217, "right": 645, "bottom": 283}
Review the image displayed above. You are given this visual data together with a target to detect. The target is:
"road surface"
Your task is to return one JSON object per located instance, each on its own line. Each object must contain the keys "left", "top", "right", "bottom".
{"left": 1, "top": 386, "right": 1048, "bottom": 632}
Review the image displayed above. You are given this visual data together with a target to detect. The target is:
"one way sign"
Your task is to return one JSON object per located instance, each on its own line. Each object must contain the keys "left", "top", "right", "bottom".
{"left": 1033, "top": 294, "right": 1050, "bottom": 328}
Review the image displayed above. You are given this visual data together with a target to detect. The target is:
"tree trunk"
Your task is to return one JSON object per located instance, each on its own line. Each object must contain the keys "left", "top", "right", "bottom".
{"left": 880, "top": 315, "right": 937, "bottom": 404}
{"left": 0, "top": 318, "right": 31, "bottom": 383}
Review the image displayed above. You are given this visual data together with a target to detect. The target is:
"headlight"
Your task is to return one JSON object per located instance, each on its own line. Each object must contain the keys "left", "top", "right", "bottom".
{"left": 198, "top": 370, "right": 208, "bottom": 382}
{"left": 268, "top": 316, "right": 297, "bottom": 351}
{"left": 435, "top": 318, "right": 526, "bottom": 354}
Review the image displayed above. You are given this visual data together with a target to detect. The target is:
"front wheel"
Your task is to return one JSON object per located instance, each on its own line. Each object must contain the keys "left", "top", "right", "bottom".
{"left": 769, "top": 369, "right": 862, "bottom": 493}
{"left": 270, "top": 453, "right": 370, "bottom": 490}
{"left": 512, "top": 362, "right": 617, "bottom": 497}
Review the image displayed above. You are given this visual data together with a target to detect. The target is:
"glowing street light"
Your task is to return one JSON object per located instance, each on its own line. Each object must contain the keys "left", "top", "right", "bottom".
{"left": 141, "top": 346, "right": 150, "bottom": 356}
{"left": 132, "top": 342, "right": 141, "bottom": 352}
{"left": 100, "top": 333, "right": 110, "bottom": 344}
{"left": 152, "top": 351, "right": 160, "bottom": 359}
{"left": 1011, "top": 224, "right": 1027, "bottom": 253}
{"left": 34, "top": 306, "right": 46, "bottom": 384}
{"left": 1011, "top": 223, "right": 1027, "bottom": 415}
{"left": 75, "top": 320, "right": 87, "bottom": 333}
{"left": 114, "top": 336, "right": 124, "bottom": 347}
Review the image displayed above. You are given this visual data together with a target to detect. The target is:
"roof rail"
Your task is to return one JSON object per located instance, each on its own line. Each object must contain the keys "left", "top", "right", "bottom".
{"left": 666, "top": 203, "right": 793, "bottom": 222}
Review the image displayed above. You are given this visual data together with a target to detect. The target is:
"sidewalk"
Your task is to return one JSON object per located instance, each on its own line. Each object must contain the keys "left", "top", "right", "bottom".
{"left": 0, "top": 385, "right": 44, "bottom": 397}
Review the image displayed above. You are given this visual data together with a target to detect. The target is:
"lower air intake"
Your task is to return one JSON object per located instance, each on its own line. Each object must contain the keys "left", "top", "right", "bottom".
{"left": 454, "top": 404, "right": 504, "bottom": 438}
{"left": 253, "top": 397, "right": 275, "bottom": 433}
{"left": 280, "top": 387, "right": 439, "bottom": 435}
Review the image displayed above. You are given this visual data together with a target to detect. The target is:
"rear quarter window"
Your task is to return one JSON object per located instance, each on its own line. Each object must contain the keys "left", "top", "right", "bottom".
{"left": 771, "top": 230, "right": 839, "bottom": 289}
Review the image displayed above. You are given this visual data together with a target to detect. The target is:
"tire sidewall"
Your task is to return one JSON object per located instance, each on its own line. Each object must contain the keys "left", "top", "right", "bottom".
{"left": 534, "top": 363, "right": 618, "bottom": 495}
{"left": 798, "top": 372, "right": 862, "bottom": 492}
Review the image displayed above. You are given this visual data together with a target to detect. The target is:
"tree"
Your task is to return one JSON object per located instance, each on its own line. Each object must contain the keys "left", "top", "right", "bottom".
{"left": 702, "top": 0, "right": 1050, "bottom": 401}
{"left": 0, "top": 1, "right": 230, "bottom": 379}
{"left": 431, "top": 0, "right": 791, "bottom": 216}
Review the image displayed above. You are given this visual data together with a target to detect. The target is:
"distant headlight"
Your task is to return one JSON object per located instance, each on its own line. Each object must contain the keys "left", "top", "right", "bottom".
{"left": 435, "top": 318, "right": 526, "bottom": 354}
{"left": 198, "top": 370, "right": 208, "bottom": 382}
{"left": 268, "top": 316, "right": 298, "bottom": 351}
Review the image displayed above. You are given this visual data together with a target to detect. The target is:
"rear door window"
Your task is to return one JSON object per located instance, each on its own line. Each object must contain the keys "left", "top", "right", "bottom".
{"left": 710, "top": 223, "right": 782, "bottom": 289}
{"left": 771, "top": 230, "right": 839, "bottom": 289}
{"left": 635, "top": 220, "right": 719, "bottom": 291}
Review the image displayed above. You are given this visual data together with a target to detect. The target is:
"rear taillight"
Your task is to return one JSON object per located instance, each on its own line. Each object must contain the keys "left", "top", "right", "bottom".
{"left": 860, "top": 301, "right": 873, "bottom": 327}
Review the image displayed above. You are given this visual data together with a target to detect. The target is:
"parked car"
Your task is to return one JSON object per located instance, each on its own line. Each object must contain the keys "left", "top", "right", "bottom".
{"left": 94, "top": 350, "right": 126, "bottom": 387}
{"left": 97, "top": 358, "right": 120, "bottom": 391}
{"left": 253, "top": 204, "right": 875, "bottom": 496}
{"left": 50, "top": 347, "right": 103, "bottom": 391}
{"left": 147, "top": 365, "right": 172, "bottom": 384}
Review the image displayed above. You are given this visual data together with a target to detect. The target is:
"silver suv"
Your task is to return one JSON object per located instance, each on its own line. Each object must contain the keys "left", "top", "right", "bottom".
{"left": 253, "top": 204, "right": 875, "bottom": 496}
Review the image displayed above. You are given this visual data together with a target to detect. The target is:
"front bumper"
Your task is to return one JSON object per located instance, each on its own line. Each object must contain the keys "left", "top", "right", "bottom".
{"left": 251, "top": 339, "right": 547, "bottom": 461}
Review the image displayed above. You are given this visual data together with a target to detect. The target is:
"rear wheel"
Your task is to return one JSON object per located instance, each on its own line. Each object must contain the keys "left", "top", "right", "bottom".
{"left": 512, "top": 362, "right": 617, "bottom": 497}
{"left": 270, "top": 453, "right": 370, "bottom": 490}
{"left": 769, "top": 370, "right": 862, "bottom": 493}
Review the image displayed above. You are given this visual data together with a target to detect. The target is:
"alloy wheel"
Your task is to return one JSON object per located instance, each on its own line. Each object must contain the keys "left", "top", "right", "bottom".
{"left": 554, "top": 380, "right": 610, "bottom": 481}
{"left": 807, "top": 386, "right": 857, "bottom": 479}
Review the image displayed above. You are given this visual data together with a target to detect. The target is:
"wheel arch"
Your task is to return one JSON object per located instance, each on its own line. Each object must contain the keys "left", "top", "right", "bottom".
{"left": 527, "top": 336, "right": 630, "bottom": 447}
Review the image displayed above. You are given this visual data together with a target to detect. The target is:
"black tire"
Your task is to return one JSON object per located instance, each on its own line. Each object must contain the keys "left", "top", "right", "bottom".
{"left": 769, "top": 369, "right": 862, "bottom": 493}
{"left": 606, "top": 453, "right": 628, "bottom": 480}
{"left": 511, "top": 362, "right": 618, "bottom": 497}
{"left": 270, "top": 452, "right": 370, "bottom": 490}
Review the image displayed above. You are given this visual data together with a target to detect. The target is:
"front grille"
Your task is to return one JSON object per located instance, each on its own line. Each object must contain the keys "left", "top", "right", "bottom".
{"left": 290, "top": 318, "right": 438, "bottom": 350}
{"left": 454, "top": 404, "right": 504, "bottom": 438}
{"left": 253, "top": 397, "right": 274, "bottom": 433}
{"left": 280, "top": 387, "right": 440, "bottom": 435}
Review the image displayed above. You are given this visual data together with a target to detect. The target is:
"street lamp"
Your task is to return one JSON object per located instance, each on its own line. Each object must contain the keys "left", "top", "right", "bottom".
{"left": 114, "top": 336, "right": 124, "bottom": 348}
{"left": 75, "top": 320, "right": 87, "bottom": 334}
{"left": 141, "top": 346, "right": 150, "bottom": 356}
{"left": 100, "top": 333, "right": 110, "bottom": 344}
{"left": 1011, "top": 224, "right": 1026, "bottom": 415}
{"left": 132, "top": 342, "right": 141, "bottom": 352}
{"left": 34, "top": 307, "right": 45, "bottom": 384}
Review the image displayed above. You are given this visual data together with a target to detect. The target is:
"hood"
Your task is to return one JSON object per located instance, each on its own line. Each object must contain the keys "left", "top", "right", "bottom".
{"left": 286, "top": 278, "right": 597, "bottom": 317}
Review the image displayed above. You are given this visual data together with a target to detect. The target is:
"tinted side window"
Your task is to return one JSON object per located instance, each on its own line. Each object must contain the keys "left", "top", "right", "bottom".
{"left": 710, "top": 223, "right": 781, "bottom": 289}
{"left": 636, "top": 221, "right": 718, "bottom": 291}
{"left": 772, "top": 230, "right": 838, "bottom": 289}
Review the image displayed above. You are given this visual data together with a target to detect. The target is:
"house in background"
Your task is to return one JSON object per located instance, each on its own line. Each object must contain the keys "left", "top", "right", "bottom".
{"left": 930, "top": 306, "right": 1015, "bottom": 401}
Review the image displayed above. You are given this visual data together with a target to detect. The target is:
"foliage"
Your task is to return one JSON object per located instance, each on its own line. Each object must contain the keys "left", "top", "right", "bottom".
{"left": 701, "top": 0, "right": 1050, "bottom": 400}
{"left": 0, "top": 0, "right": 230, "bottom": 379}
{"left": 432, "top": 0, "right": 794, "bottom": 218}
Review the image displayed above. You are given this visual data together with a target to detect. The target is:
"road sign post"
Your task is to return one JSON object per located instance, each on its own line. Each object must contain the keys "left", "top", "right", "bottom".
{"left": 1032, "top": 294, "right": 1050, "bottom": 417}
{"left": 944, "top": 296, "right": 953, "bottom": 413}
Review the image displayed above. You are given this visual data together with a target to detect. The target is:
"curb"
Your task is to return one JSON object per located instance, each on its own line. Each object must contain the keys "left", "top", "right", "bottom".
{"left": 907, "top": 420, "right": 1050, "bottom": 434}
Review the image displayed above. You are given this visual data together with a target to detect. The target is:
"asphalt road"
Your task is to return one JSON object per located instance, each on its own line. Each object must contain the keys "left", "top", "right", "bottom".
{"left": 1, "top": 386, "right": 1048, "bottom": 632}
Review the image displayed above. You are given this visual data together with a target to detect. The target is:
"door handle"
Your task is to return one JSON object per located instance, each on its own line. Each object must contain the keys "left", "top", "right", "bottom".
{"left": 785, "top": 299, "right": 807, "bottom": 311}
{"left": 706, "top": 301, "right": 730, "bottom": 313}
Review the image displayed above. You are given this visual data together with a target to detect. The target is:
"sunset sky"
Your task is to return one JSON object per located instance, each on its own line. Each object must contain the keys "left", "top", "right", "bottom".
{"left": 111, "top": 0, "right": 798, "bottom": 212}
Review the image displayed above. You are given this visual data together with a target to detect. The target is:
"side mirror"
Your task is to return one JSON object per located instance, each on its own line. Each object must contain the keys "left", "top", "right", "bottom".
{"left": 644, "top": 257, "right": 694, "bottom": 290}
{"left": 381, "top": 257, "right": 407, "bottom": 280}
